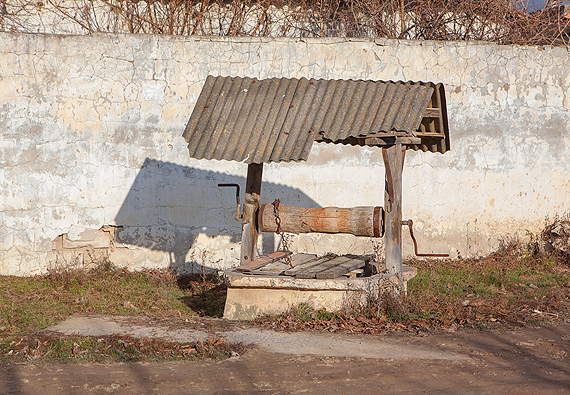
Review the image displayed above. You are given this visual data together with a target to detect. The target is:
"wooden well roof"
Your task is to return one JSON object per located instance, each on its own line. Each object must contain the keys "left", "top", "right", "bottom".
{"left": 183, "top": 75, "right": 450, "bottom": 164}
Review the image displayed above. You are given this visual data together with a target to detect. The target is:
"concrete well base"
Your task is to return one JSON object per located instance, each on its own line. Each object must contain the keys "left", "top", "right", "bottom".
{"left": 223, "top": 265, "right": 417, "bottom": 320}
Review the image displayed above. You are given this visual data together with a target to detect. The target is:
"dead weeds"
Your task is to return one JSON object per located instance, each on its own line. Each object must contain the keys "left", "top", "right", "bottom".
{"left": 177, "top": 273, "right": 227, "bottom": 318}
{"left": 1, "top": 332, "right": 248, "bottom": 364}
{"left": 2, "top": 242, "right": 570, "bottom": 363}
{"left": 0, "top": 260, "right": 230, "bottom": 363}
{"left": 256, "top": 242, "right": 570, "bottom": 334}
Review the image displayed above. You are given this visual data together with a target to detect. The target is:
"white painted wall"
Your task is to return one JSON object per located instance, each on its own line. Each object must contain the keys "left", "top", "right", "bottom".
{"left": 1, "top": 33, "right": 568, "bottom": 275}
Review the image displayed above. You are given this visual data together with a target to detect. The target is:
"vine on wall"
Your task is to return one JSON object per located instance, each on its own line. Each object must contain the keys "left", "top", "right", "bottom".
{"left": 1, "top": 0, "right": 569, "bottom": 45}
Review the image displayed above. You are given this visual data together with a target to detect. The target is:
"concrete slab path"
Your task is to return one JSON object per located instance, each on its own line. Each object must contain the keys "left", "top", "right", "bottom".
{"left": 45, "top": 315, "right": 467, "bottom": 360}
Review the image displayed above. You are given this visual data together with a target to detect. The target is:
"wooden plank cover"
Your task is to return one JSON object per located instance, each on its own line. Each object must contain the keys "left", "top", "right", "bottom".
{"left": 252, "top": 253, "right": 318, "bottom": 275}
{"left": 295, "top": 256, "right": 353, "bottom": 279}
{"left": 251, "top": 261, "right": 290, "bottom": 275}
{"left": 315, "top": 258, "right": 367, "bottom": 279}
{"left": 238, "top": 253, "right": 369, "bottom": 279}
{"left": 283, "top": 256, "right": 331, "bottom": 276}
{"left": 288, "top": 253, "right": 319, "bottom": 267}
{"left": 236, "top": 251, "right": 291, "bottom": 273}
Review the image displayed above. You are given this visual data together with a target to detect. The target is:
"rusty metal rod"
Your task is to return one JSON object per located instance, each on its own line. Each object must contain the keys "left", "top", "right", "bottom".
{"left": 402, "top": 219, "right": 449, "bottom": 258}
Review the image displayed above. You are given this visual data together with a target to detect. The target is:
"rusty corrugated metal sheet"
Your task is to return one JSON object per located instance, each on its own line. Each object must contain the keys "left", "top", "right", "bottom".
{"left": 183, "top": 76, "right": 448, "bottom": 163}
{"left": 315, "top": 79, "right": 433, "bottom": 143}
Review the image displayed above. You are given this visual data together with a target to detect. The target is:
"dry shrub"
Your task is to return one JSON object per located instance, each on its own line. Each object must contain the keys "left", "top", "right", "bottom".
{"left": 539, "top": 218, "right": 570, "bottom": 263}
{"left": 259, "top": 236, "right": 570, "bottom": 334}
{"left": 342, "top": 279, "right": 406, "bottom": 320}
{"left": 45, "top": 256, "right": 115, "bottom": 289}
{"left": 177, "top": 273, "right": 227, "bottom": 317}
{"left": 1, "top": 0, "right": 569, "bottom": 45}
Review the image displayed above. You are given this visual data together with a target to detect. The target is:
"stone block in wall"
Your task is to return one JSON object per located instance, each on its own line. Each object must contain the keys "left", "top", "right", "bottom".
{"left": 47, "top": 225, "right": 122, "bottom": 270}
{"left": 62, "top": 227, "right": 113, "bottom": 249}
{"left": 45, "top": 225, "right": 174, "bottom": 271}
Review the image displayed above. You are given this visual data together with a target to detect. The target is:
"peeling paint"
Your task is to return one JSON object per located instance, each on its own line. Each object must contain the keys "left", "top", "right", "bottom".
{"left": 0, "top": 32, "right": 569, "bottom": 275}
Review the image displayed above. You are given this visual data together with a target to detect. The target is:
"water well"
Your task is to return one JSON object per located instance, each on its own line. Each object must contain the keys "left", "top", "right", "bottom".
{"left": 182, "top": 75, "right": 450, "bottom": 320}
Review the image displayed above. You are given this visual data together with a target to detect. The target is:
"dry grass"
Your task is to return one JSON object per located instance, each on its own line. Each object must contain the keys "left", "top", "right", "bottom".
{"left": 256, "top": 242, "right": 570, "bottom": 333}
{"left": 1, "top": 241, "right": 569, "bottom": 362}
{"left": 0, "top": 260, "right": 229, "bottom": 363}
{"left": 2, "top": 333, "right": 247, "bottom": 363}
{"left": 405, "top": 243, "right": 570, "bottom": 329}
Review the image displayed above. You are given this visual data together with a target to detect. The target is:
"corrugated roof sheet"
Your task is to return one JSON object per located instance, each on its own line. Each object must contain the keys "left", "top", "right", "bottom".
{"left": 183, "top": 76, "right": 449, "bottom": 164}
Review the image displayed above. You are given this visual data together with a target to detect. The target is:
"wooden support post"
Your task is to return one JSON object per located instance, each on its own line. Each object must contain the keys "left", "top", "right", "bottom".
{"left": 240, "top": 163, "right": 263, "bottom": 265}
{"left": 382, "top": 144, "right": 404, "bottom": 281}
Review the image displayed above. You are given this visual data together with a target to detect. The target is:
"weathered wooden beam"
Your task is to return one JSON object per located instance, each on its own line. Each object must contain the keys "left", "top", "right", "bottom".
{"left": 364, "top": 136, "right": 421, "bottom": 146}
{"left": 423, "top": 108, "right": 441, "bottom": 118}
{"left": 382, "top": 144, "right": 404, "bottom": 281}
{"left": 240, "top": 163, "right": 263, "bottom": 265}
{"left": 414, "top": 132, "right": 445, "bottom": 138}
{"left": 258, "top": 204, "right": 383, "bottom": 237}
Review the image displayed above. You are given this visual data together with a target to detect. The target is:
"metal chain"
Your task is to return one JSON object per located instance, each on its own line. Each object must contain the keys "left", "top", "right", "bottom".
{"left": 272, "top": 199, "right": 293, "bottom": 267}
{"left": 273, "top": 199, "right": 282, "bottom": 233}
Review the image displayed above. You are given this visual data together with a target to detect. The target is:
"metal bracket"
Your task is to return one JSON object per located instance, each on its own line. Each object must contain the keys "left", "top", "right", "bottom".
{"left": 402, "top": 220, "right": 449, "bottom": 258}
{"left": 218, "top": 183, "right": 242, "bottom": 221}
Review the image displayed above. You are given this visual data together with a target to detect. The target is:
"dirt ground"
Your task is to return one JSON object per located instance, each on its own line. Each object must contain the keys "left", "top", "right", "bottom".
{"left": 1, "top": 317, "right": 569, "bottom": 394}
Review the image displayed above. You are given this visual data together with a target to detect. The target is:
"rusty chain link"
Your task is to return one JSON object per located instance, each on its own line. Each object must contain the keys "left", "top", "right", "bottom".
{"left": 272, "top": 199, "right": 293, "bottom": 267}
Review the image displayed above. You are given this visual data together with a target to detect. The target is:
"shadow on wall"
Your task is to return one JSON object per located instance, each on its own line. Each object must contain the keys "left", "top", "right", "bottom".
{"left": 114, "top": 158, "right": 320, "bottom": 272}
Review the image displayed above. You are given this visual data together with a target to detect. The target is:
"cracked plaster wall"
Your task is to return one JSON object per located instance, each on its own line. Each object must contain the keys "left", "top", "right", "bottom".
{"left": 0, "top": 32, "right": 569, "bottom": 275}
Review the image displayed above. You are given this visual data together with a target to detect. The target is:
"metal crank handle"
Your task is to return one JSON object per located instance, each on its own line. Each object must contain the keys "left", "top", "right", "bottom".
{"left": 402, "top": 219, "right": 449, "bottom": 258}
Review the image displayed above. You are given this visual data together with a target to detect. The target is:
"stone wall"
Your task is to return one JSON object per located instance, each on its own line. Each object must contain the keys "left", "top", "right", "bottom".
{"left": 1, "top": 32, "right": 569, "bottom": 275}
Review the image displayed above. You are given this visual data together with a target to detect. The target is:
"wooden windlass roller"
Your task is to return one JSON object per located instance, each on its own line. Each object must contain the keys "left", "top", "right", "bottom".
{"left": 258, "top": 203, "right": 384, "bottom": 237}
